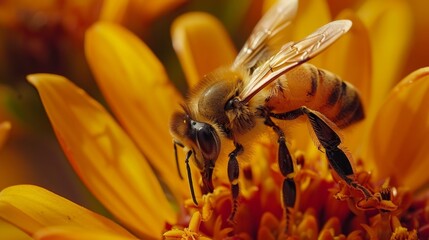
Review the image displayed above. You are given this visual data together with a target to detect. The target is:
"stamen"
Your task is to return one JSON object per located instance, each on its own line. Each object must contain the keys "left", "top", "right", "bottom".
{"left": 243, "top": 165, "right": 253, "bottom": 181}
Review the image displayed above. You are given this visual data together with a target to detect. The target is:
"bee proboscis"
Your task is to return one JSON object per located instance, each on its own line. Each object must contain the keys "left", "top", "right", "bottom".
{"left": 170, "top": 0, "right": 378, "bottom": 230}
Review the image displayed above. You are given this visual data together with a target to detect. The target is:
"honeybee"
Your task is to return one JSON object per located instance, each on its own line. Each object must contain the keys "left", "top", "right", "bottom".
{"left": 170, "top": 0, "right": 375, "bottom": 227}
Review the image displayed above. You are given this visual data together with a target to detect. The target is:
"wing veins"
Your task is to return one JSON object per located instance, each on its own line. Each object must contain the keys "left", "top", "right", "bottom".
{"left": 232, "top": 0, "right": 298, "bottom": 70}
{"left": 240, "top": 20, "right": 352, "bottom": 102}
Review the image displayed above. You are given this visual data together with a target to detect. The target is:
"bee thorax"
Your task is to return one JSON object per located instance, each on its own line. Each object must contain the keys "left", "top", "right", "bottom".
{"left": 225, "top": 98, "right": 256, "bottom": 134}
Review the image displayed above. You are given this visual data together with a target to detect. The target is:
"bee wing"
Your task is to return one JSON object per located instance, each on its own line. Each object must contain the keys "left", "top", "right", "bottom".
{"left": 239, "top": 20, "right": 352, "bottom": 102}
{"left": 231, "top": 0, "right": 298, "bottom": 71}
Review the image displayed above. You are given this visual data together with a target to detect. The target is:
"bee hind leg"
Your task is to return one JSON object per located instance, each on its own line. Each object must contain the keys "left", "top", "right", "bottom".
{"left": 299, "top": 107, "right": 373, "bottom": 198}
{"left": 260, "top": 107, "right": 297, "bottom": 233}
{"left": 271, "top": 106, "right": 374, "bottom": 199}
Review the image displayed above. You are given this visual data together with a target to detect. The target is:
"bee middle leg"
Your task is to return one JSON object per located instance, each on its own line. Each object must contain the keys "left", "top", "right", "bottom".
{"left": 259, "top": 107, "right": 297, "bottom": 232}
{"left": 227, "top": 142, "right": 243, "bottom": 223}
{"left": 270, "top": 106, "right": 373, "bottom": 199}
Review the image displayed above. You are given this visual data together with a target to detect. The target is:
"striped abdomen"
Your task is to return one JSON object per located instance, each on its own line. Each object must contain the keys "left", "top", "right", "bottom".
{"left": 264, "top": 63, "right": 364, "bottom": 128}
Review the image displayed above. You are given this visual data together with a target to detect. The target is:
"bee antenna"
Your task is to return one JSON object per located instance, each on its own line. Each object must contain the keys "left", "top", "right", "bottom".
{"left": 185, "top": 150, "right": 199, "bottom": 206}
{"left": 173, "top": 141, "right": 184, "bottom": 179}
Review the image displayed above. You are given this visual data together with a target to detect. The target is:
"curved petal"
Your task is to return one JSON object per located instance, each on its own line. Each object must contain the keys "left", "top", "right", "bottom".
{"left": 0, "top": 185, "right": 135, "bottom": 238}
{"left": 263, "top": 0, "right": 330, "bottom": 41}
{"left": 326, "top": 0, "right": 360, "bottom": 17}
{"left": 284, "top": 0, "right": 331, "bottom": 49}
{"left": 171, "top": 12, "right": 237, "bottom": 88}
{"left": 404, "top": 0, "right": 429, "bottom": 76}
{"left": 357, "top": 0, "right": 413, "bottom": 117}
{"left": 0, "top": 221, "right": 31, "bottom": 240}
{"left": 34, "top": 226, "right": 136, "bottom": 240}
{"left": 261, "top": 0, "right": 332, "bottom": 153}
{"left": 318, "top": 10, "right": 372, "bottom": 153}
{"left": 320, "top": 10, "right": 372, "bottom": 109}
{"left": 366, "top": 67, "right": 429, "bottom": 191}
{"left": 99, "top": 0, "right": 129, "bottom": 22}
{"left": 264, "top": 0, "right": 331, "bottom": 67}
{"left": 27, "top": 74, "right": 176, "bottom": 238}
{"left": 0, "top": 121, "right": 11, "bottom": 149}
{"left": 85, "top": 22, "right": 189, "bottom": 200}
{"left": 128, "top": 0, "right": 186, "bottom": 22}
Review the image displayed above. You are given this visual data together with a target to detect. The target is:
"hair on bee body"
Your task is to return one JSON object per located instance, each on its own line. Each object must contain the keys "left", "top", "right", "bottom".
{"left": 170, "top": 0, "right": 385, "bottom": 233}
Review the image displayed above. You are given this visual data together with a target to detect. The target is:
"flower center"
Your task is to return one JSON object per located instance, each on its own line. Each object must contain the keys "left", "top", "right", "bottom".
{"left": 164, "top": 143, "right": 421, "bottom": 240}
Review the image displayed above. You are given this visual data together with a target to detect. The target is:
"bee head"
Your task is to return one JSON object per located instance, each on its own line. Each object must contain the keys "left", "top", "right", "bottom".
{"left": 170, "top": 111, "right": 220, "bottom": 193}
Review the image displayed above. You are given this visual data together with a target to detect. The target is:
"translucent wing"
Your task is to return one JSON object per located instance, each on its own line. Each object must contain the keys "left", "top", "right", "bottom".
{"left": 239, "top": 20, "right": 352, "bottom": 102}
{"left": 231, "top": 0, "right": 298, "bottom": 71}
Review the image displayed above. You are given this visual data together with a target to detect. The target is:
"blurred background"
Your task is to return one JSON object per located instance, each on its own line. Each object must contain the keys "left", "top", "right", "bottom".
{"left": 0, "top": 0, "right": 427, "bottom": 237}
{"left": 0, "top": 0, "right": 257, "bottom": 208}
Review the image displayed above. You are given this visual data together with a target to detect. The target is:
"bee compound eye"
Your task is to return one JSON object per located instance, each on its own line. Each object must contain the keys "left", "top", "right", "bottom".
{"left": 196, "top": 124, "right": 220, "bottom": 162}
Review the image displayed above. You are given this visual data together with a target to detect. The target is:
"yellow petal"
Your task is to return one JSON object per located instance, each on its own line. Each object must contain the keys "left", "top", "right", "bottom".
{"left": 99, "top": 0, "right": 129, "bottom": 22}
{"left": 285, "top": 0, "right": 331, "bottom": 46}
{"left": 0, "top": 121, "right": 11, "bottom": 149}
{"left": 0, "top": 185, "right": 135, "bottom": 238}
{"left": 27, "top": 74, "right": 176, "bottom": 238}
{"left": 320, "top": 10, "right": 372, "bottom": 109}
{"left": 0, "top": 221, "right": 31, "bottom": 240}
{"left": 34, "top": 226, "right": 136, "bottom": 240}
{"left": 248, "top": 0, "right": 331, "bottom": 154}
{"left": 262, "top": 0, "right": 277, "bottom": 12}
{"left": 326, "top": 0, "right": 360, "bottom": 17}
{"left": 172, "top": 12, "right": 237, "bottom": 88}
{"left": 366, "top": 67, "right": 429, "bottom": 191}
{"left": 128, "top": 0, "right": 186, "bottom": 22}
{"left": 404, "top": 0, "right": 429, "bottom": 75}
{"left": 357, "top": 0, "right": 413, "bottom": 117}
{"left": 318, "top": 10, "right": 372, "bottom": 153}
{"left": 263, "top": 0, "right": 330, "bottom": 57}
{"left": 85, "top": 22, "right": 189, "bottom": 200}
{"left": 276, "top": 0, "right": 332, "bottom": 85}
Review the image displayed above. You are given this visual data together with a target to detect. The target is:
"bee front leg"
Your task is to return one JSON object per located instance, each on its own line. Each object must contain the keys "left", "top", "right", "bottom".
{"left": 227, "top": 142, "right": 243, "bottom": 223}
{"left": 259, "top": 107, "right": 296, "bottom": 233}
